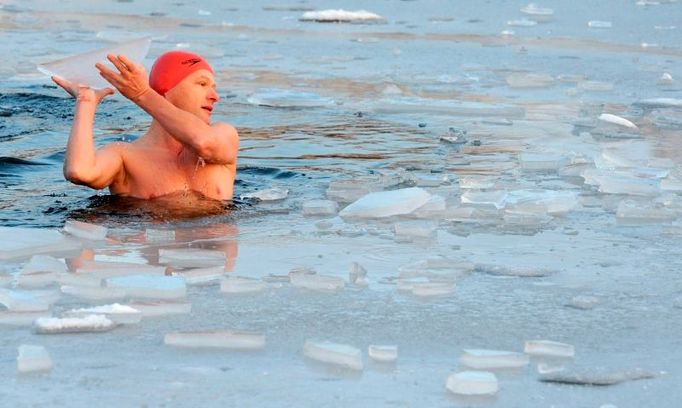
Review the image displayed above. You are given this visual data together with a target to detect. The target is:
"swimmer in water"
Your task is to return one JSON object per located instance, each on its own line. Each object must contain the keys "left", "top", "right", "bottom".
{"left": 53, "top": 51, "right": 239, "bottom": 200}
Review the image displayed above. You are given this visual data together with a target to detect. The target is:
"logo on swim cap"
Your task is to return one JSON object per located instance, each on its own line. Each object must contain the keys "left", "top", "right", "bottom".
{"left": 149, "top": 51, "right": 214, "bottom": 96}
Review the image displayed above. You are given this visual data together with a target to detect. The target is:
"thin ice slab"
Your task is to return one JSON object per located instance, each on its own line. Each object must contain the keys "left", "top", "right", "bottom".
{"left": 0, "top": 227, "right": 81, "bottom": 261}
{"left": 446, "top": 371, "right": 498, "bottom": 396}
{"left": 63, "top": 303, "right": 142, "bottom": 324}
{"left": 174, "top": 266, "right": 225, "bottom": 286}
{"left": 105, "top": 275, "right": 186, "bottom": 300}
{"left": 302, "top": 200, "right": 339, "bottom": 216}
{"left": 459, "top": 349, "right": 530, "bottom": 369}
{"left": 540, "top": 367, "right": 655, "bottom": 385}
{"left": 303, "top": 340, "right": 363, "bottom": 370}
{"left": 220, "top": 276, "right": 267, "bottom": 294}
{"left": 63, "top": 220, "right": 108, "bottom": 241}
{"left": 17, "top": 345, "right": 53, "bottom": 373}
{"left": 524, "top": 340, "right": 575, "bottom": 358}
{"left": 128, "top": 300, "right": 191, "bottom": 317}
{"left": 0, "top": 289, "right": 52, "bottom": 312}
{"left": 37, "top": 37, "right": 151, "bottom": 89}
{"left": 339, "top": 187, "right": 431, "bottom": 219}
{"left": 159, "top": 248, "right": 226, "bottom": 268}
{"left": 368, "top": 345, "right": 398, "bottom": 363}
{"left": 290, "top": 274, "right": 345, "bottom": 292}
{"left": 34, "top": 315, "right": 116, "bottom": 334}
{"left": 164, "top": 331, "right": 266, "bottom": 350}
{"left": 60, "top": 285, "right": 126, "bottom": 301}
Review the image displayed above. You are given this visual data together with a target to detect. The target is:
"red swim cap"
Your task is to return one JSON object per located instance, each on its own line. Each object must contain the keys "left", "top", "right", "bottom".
{"left": 149, "top": 51, "right": 213, "bottom": 96}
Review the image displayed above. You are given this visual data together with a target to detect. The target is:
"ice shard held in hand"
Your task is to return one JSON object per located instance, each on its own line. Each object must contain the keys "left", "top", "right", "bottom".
{"left": 37, "top": 37, "right": 152, "bottom": 89}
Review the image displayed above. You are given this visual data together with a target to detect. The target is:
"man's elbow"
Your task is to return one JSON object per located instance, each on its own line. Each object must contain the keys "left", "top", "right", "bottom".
{"left": 63, "top": 166, "right": 98, "bottom": 187}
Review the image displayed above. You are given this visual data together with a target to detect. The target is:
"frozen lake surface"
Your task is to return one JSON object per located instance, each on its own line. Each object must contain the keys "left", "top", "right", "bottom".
{"left": 1, "top": 0, "right": 682, "bottom": 406}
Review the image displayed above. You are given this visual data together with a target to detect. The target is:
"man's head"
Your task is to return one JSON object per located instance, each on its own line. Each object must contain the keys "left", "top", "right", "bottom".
{"left": 149, "top": 51, "right": 219, "bottom": 123}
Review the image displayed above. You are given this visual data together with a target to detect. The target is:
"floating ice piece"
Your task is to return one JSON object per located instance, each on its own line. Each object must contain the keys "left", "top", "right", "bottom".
{"left": 394, "top": 221, "right": 438, "bottom": 239}
{"left": 349, "top": 262, "right": 368, "bottom": 286}
{"left": 17, "top": 345, "right": 53, "bottom": 373}
{"left": 412, "top": 195, "right": 447, "bottom": 218}
{"left": 76, "top": 260, "right": 166, "bottom": 278}
{"left": 128, "top": 300, "right": 191, "bottom": 317}
{"left": 302, "top": 200, "right": 339, "bottom": 216}
{"left": 459, "top": 349, "right": 530, "bottom": 369}
{"left": 165, "top": 331, "right": 266, "bottom": 350}
{"left": 240, "top": 187, "right": 289, "bottom": 201}
{"left": 519, "top": 153, "right": 569, "bottom": 171}
{"left": 578, "top": 80, "right": 614, "bottom": 92}
{"left": 446, "top": 371, "right": 498, "bottom": 396}
{"left": 540, "top": 368, "right": 655, "bottom": 385}
{"left": 373, "top": 97, "right": 526, "bottom": 118}
{"left": 524, "top": 340, "right": 575, "bottom": 358}
{"left": 596, "top": 175, "right": 660, "bottom": 196}
{"left": 64, "top": 303, "right": 142, "bottom": 324}
{"left": 411, "top": 282, "right": 455, "bottom": 297}
{"left": 616, "top": 200, "right": 676, "bottom": 223}
{"left": 220, "top": 276, "right": 267, "bottom": 293}
{"left": 145, "top": 228, "right": 175, "bottom": 242}
{"left": 0, "top": 289, "right": 51, "bottom": 312}
{"left": 368, "top": 345, "right": 398, "bottom": 363}
{"left": 37, "top": 37, "right": 152, "bottom": 89}
{"left": 460, "top": 190, "right": 508, "bottom": 209}
{"left": 396, "top": 277, "right": 430, "bottom": 292}
{"left": 174, "top": 266, "right": 225, "bottom": 286}
{"left": 326, "top": 180, "right": 374, "bottom": 203}
{"left": 340, "top": 187, "right": 431, "bottom": 219}
{"left": 507, "top": 19, "right": 537, "bottom": 27}
{"left": 476, "top": 264, "right": 554, "bottom": 278}
{"left": 63, "top": 220, "right": 108, "bottom": 241}
{"left": 506, "top": 190, "right": 579, "bottom": 215}
{"left": 658, "top": 72, "right": 675, "bottom": 85}
{"left": 520, "top": 3, "right": 554, "bottom": 16}
{"left": 159, "top": 248, "right": 226, "bottom": 268}
{"left": 506, "top": 73, "right": 554, "bottom": 88}
{"left": 0, "top": 227, "right": 81, "bottom": 261}
{"left": 300, "top": 9, "right": 383, "bottom": 23}
{"left": 291, "top": 274, "right": 345, "bottom": 292}
{"left": 106, "top": 275, "right": 186, "bottom": 300}
{"left": 537, "top": 362, "right": 566, "bottom": 374}
{"left": 34, "top": 315, "right": 116, "bottom": 334}
{"left": 588, "top": 20, "right": 612, "bottom": 28}
{"left": 567, "top": 295, "right": 600, "bottom": 310}
{"left": 22, "top": 255, "right": 67, "bottom": 275}
{"left": 0, "top": 311, "right": 52, "bottom": 326}
{"left": 246, "top": 88, "right": 335, "bottom": 108}
{"left": 634, "top": 98, "right": 682, "bottom": 109}
{"left": 599, "top": 113, "right": 638, "bottom": 129}
{"left": 303, "top": 340, "right": 363, "bottom": 370}
{"left": 61, "top": 285, "right": 126, "bottom": 301}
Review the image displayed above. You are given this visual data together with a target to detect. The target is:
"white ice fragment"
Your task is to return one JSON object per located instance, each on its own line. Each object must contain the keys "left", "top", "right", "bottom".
{"left": 524, "top": 340, "right": 575, "bottom": 358}
{"left": 246, "top": 89, "right": 335, "bottom": 108}
{"left": 578, "top": 80, "right": 614, "bottom": 92}
{"left": 459, "top": 349, "right": 530, "bottom": 369}
{"left": 37, "top": 37, "right": 151, "bottom": 89}
{"left": 476, "top": 264, "right": 554, "bottom": 277}
{"left": 220, "top": 276, "right": 267, "bottom": 294}
{"left": 411, "top": 282, "right": 456, "bottom": 297}
{"left": 60, "top": 285, "right": 126, "bottom": 301}
{"left": 159, "top": 248, "right": 226, "bottom": 268}
{"left": 658, "top": 72, "right": 675, "bottom": 85}
{"left": 173, "top": 266, "right": 225, "bottom": 286}
{"left": 588, "top": 20, "right": 612, "bottom": 28}
{"left": 300, "top": 9, "right": 383, "bottom": 23}
{"left": 240, "top": 187, "right": 289, "bottom": 201}
{"left": 635, "top": 98, "right": 682, "bottom": 108}
{"left": 16, "top": 271, "right": 58, "bottom": 289}
{"left": 303, "top": 340, "right": 363, "bottom": 370}
{"left": 567, "top": 295, "right": 601, "bottom": 310}
{"left": 197, "top": 9, "right": 211, "bottom": 16}
{"left": 368, "top": 345, "right": 398, "bottom": 363}
{"left": 394, "top": 221, "right": 438, "bottom": 239}
{"left": 17, "top": 345, "right": 53, "bottom": 373}
{"left": 34, "top": 315, "right": 116, "bottom": 334}
{"left": 0, "top": 289, "right": 51, "bottom": 312}
{"left": 616, "top": 200, "right": 676, "bottom": 223}
{"left": 460, "top": 190, "right": 508, "bottom": 209}
{"left": 598, "top": 113, "right": 638, "bottom": 129}
{"left": 0, "top": 227, "right": 81, "bottom": 261}
{"left": 165, "top": 331, "right": 266, "bottom": 350}
{"left": 291, "top": 274, "right": 345, "bottom": 292}
{"left": 63, "top": 220, "right": 108, "bottom": 241}
{"left": 507, "top": 19, "right": 537, "bottom": 27}
{"left": 340, "top": 187, "right": 431, "bottom": 219}
{"left": 302, "top": 200, "right": 339, "bottom": 216}
{"left": 77, "top": 260, "right": 166, "bottom": 278}
{"left": 326, "top": 180, "right": 374, "bottom": 203}
{"left": 412, "top": 195, "right": 447, "bottom": 218}
{"left": 506, "top": 73, "right": 554, "bottom": 88}
{"left": 106, "top": 275, "right": 186, "bottom": 300}
{"left": 145, "top": 228, "right": 175, "bottom": 242}
{"left": 349, "top": 262, "right": 368, "bottom": 286}
{"left": 22, "top": 255, "right": 67, "bottom": 274}
{"left": 446, "top": 371, "right": 498, "bottom": 396}
{"left": 520, "top": 3, "right": 554, "bottom": 16}
{"left": 128, "top": 300, "right": 191, "bottom": 317}
{"left": 63, "top": 303, "right": 142, "bottom": 324}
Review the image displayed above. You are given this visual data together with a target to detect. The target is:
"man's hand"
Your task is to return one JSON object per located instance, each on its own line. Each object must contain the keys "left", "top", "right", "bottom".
{"left": 96, "top": 54, "right": 151, "bottom": 102}
{"left": 52, "top": 75, "right": 113, "bottom": 104}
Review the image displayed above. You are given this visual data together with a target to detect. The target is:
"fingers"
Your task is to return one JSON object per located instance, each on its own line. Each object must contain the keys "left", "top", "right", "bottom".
{"left": 117, "top": 54, "right": 141, "bottom": 73}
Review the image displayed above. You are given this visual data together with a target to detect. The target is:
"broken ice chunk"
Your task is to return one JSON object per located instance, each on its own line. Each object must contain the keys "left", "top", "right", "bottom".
{"left": 578, "top": 80, "right": 614, "bottom": 92}
{"left": 105, "top": 275, "right": 186, "bottom": 300}
{"left": 17, "top": 345, "right": 53, "bottom": 373}
{"left": 159, "top": 248, "right": 226, "bottom": 268}
{"left": 22, "top": 255, "right": 67, "bottom": 274}
{"left": 540, "top": 367, "right": 655, "bottom": 385}
{"left": 460, "top": 190, "right": 507, "bottom": 209}
{"left": 519, "top": 153, "right": 569, "bottom": 171}
{"left": 173, "top": 266, "right": 225, "bottom": 286}
{"left": 368, "top": 345, "right": 398, "bottom": 363}
{"left": 303, "top": 340, "right": 363, "bottom": 370}
{"left": 60, "top": 285, "right": 126, "bottom": 301}
{"left": 446, "top": 371, "right": 498, "bottom": 396}
{"left": 339, "top": 187, "right": 431, "bottom": 219}
{"left": 394, "top": 221, "right": 438, "bottom": 239}
{"left": 0, "top": 311, "right": 52, "bottom": 326}
{"left": 63, "top": 220, "right": 108, "bottom": 241}
{"left": 0, "top": 227, "right": 81, "bottom": 261}
{"left": 302, "top": 200, "right": 339, "bottom": 216}
{"left": 566, "top": 295, "right": 600, "bottom": 310}
{"left": 349, "top": 262, "right": 368, "bottom": 286}
{"left": 63, "top": 303, "right": 142, "bottom": 324}
{"left": 326, "top": 180, "right": 374, "bottom": 203}
{"left": 476, "top": 264, "right": 554, "bottom": 277}
{"left": 507, "top": 18, "right": 537, "bottom": 27}
{"left": 16, "top": 271, "right": 58, "bottom": 289}
{"left": 76, "top": 260, "right": 166, "bottom": 279}
{"left": 164, "top": 331, "right": 266, "bottom": 350}
{"left": 411, "top": 282, "right": 456, "bottom": 297}
{"left": 506, "top": 73, "right": 554, "bottom": 88}
{"left": 616, "top": 200, "right": 676, "bottom": 223}
{"left": 300, "top": 9, "right": 384, "bottom": 23}
{"left": 459, "top": 349, "right": 530, "bottom": 370}
{"left": 598, "top": 113, "right": 638, "bottom": 129}
{"left": 240, "top": 187, "right": 288, "bottom": 201}
{"left": 588, "top": 20, "right": 612, "bottom": 28}
{"left": 412, "top": 195, "right": 447, "bottom": 218}
{"left": 34, "top": 315, "right": 116, "bottom": 334}
{"left": 0, "top": 289, "right": 51, "bottom": 312}
{"left": 524, "top": 340, "right": 575, "bottom": 358}
{"left": 220, "top": 276, "right": 267, "bottom": 294}
{"left": 128, "top": 300, "right": 191, "bottom": 317}
{"left": 290, "top": 274, "right": 345, "bottom": 292}
{"left": 144, "top": 228, "right": 176, "bottom": 242}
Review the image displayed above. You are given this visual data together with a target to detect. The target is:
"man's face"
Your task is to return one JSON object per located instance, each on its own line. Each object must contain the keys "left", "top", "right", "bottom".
{"left": 165, "top": 69, "right": 219, "bottom": 124}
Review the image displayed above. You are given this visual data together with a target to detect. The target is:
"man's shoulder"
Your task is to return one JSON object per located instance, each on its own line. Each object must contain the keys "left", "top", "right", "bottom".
{"left": 211, "top": 122, "right": 238, "bottom": 136}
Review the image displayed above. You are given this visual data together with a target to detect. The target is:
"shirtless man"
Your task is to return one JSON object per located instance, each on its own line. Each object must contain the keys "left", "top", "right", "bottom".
{"left": 53, "top": 50, "right": 239, "bottom": 200}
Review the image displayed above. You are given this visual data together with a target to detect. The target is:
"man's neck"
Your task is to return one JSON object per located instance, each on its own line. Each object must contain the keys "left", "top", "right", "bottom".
{"left": 145, "top": 120, "right": 185, "bottom": 156}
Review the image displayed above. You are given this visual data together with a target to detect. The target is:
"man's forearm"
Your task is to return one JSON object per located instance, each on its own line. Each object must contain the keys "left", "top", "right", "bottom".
{"left": 63, "top": 102, "right": 99, "bottom": 183}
